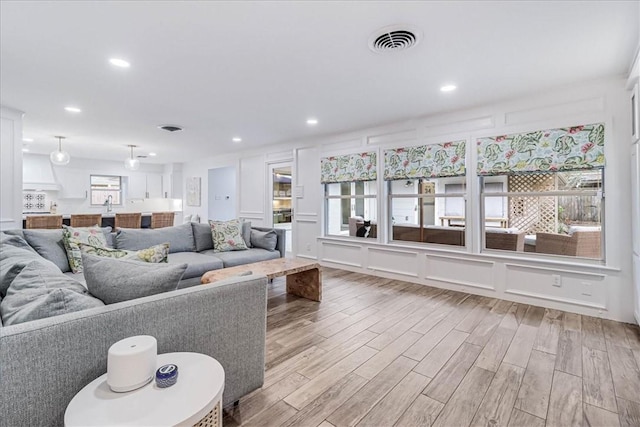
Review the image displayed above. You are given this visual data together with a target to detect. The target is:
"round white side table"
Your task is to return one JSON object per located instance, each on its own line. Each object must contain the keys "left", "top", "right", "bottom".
{"left": 65, "top": 352, "right": 225, "bottom": 427}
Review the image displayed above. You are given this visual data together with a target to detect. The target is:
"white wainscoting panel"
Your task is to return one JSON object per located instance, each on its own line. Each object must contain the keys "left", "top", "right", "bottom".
{"left": 504, "top": 263, "right": 607, "bottom": 310}
{"left": 367, "top": 129, "right": 417, "bottom": 146}
{"left": 296, "top": 221, "right": 320, "bottom": 259}
{"left": 367, "top": 247, "right": 419, "bottom": 277}
{"left": 423, "top": 115, "right": 494, "bottom": 137}
{"left": 505, "top": 97, "right": 605, "bottom": 126}
{"left": 425, "top": 254, "right": 496, "bottom": 290}
{"left": 320, "top": 241, "right": 363, "bottom": 268}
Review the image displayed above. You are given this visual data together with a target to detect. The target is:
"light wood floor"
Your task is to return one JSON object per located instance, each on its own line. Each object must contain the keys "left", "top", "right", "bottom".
{"left": 224, "top": 268, "right": 640, "bottom": 427}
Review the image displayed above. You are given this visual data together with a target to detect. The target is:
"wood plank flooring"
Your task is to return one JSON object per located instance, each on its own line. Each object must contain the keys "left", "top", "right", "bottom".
{"left": 223, "top": 268, "right": 640, "bottom": 427}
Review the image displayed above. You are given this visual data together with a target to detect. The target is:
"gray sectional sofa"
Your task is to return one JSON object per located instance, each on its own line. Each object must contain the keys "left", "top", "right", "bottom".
{"left": 0, "top": 222, "right": 285, "bottom": 426}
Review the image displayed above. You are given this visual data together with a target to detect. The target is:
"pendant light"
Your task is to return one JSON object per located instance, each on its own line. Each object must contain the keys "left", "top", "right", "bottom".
{"left": 124, "top": 144, "right": 140, "bottom": 170}
{"left": 50, "top": 136, "right": 71, "bottom": 165}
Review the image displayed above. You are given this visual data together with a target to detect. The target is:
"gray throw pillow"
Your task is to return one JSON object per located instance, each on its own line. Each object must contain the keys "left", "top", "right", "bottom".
{"left": 1, "top": 232, "right": 35, "bottom": 251}
{"left": 192, "top": 222, "right": 214, "bottom": 252}
{"left": 0, "top": 261, "right": 104, "bottom": 326}
{"left": 0, "top": 245, "right": 60, "bottom": 297}
{"left": 82, "top": 253, "right": 188, "bottom": 304}
{"left": 242, "top": 221, "right": 252, "bottom": 248}
{"left": 23, "top": 229, "right": 71, "bottom": 272}
{"left": 115, "top": 223, "right": 195, "bottom": 253}
{"left": 250, "top": 229, "right": 277, "bottom": 251}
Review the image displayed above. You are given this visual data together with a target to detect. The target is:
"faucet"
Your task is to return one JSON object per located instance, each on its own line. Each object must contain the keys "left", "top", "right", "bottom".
{"left": 103, "top": 195, "right": 113, "bottom": 212}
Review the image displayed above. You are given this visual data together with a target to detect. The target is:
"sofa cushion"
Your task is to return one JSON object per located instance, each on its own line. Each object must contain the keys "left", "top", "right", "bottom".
{"left": 209, "top": 219, "right": 249, "bottom": 252}
{"left": 0, "top": 261, "right": 104, "bottom": 326}
{"left": 203, "top": 248, "right": 280, "bottom": 267}
{"left": 242, "top": 221, "right": 252, "bottom": 248}
{"left": 23, "top": 229, "right": 71, "bottom": 272}
{"left": 116, "top": 223, "right": 195, "bottom": 253}
{"left": 250, "top": 229, "right": 277, "bottom": 251}
{"left": 82, "top": 253, "right": 187, "bottom": 304}
{"left": 0, "top": 244, "right": 60, "bottom": 297}
{"left": 79, "top": 242, "right": 169, "bottom": 263}
{"left": 62, "top": 225, "right": 109, "bottom": 274}
{"left": 166, "top": 251, "right": 224, "bottom": 280}
{"left": 192, "top": 222, "right": 214, "bottom": 252}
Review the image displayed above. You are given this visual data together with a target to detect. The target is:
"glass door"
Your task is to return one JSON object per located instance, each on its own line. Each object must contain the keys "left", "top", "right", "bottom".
{"left": 270, "top": 164, "right": 293, "bottom": 253}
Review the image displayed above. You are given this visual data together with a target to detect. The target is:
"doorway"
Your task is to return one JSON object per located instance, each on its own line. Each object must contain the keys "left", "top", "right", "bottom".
{"left": 269, "top": 163, "right": 293, "bottom": 254}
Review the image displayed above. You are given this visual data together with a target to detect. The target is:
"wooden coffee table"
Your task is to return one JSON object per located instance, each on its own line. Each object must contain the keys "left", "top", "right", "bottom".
{"left": 201, "top": 258, "right": 322, "bottom": 302}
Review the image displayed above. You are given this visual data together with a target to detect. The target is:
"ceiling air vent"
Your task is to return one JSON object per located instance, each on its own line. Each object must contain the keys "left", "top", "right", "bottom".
{"left": 158, "top": 125, "right": 183, "bottom": 132}
{"left": 368, "top": 25, "right": 421, "bottom": 53}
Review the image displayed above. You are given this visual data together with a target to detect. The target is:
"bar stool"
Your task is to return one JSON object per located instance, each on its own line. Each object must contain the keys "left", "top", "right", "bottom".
{"left": 70, "top": 214, "right": 102, "bottom": 228}
{"left": 151, "top": 212, "right": 175, "bottom": 229}
{"left": 25, "top": 215, "right": 63, "bottom": 229}
{"left": 114, "top": 213, "right": 142, "bottom": 230}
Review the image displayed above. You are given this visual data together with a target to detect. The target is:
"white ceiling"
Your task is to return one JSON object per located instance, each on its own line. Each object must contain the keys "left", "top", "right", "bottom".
{"left": 1, "top": 1, "right": 638, "bottom": 164}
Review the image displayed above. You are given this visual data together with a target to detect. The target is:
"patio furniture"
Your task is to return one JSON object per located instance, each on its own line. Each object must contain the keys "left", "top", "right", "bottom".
{"left": 535, "top": 226, "right": 601, "bottom": 258}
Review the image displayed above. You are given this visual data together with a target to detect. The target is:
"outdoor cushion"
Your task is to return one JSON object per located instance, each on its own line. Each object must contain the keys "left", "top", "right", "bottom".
{"left": 115, "top": 223, "right": 195, "bottom": 253}
{"left": 82, "top": 254, "right": 187, "bottom": 304}
{"left": 204, "top": 248, "right": 279, "bottom": 268}
{"left": 250, "top": 229, "right": 277, "bottom": 251}
{"left": 0, "top": 244, "right": 59, "bottom": 297}
{"left": 166, "top": 251, "right": 224, "bottom": 280}
{"left": 0, "top": 261, "right": 104, "bottom": 326}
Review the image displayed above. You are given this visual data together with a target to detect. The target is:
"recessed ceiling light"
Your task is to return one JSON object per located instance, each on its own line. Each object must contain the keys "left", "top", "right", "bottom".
{"left": 109, "top": 58, "right": 130, "bottom": 68}
{"left": 148, "top": 152, "right": 157, "bottom": 157}
{"left": 22, "top": 148, "right": 29, "bottom": 152}
{"left": 23, "top": 137, "right": 34, "bottom": 142}
{"left": 306, "top": 118, "right": 318, "bottom": 125}
{"left": 440, "top": 84, "right": 457, "bottom": 92}
{"left": 64, "top": 106, "right": 82, "bottom": 113}
{"left": 232, "top": 137, "right": 242, "bottom": 142}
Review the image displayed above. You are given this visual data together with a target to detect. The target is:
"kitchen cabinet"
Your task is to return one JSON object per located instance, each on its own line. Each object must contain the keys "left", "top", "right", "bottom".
{"left": 57, "top": 169, "right": 88, "bottom": 199}
{"left": 128, "top": 173, "right": 162, "bottom": 199}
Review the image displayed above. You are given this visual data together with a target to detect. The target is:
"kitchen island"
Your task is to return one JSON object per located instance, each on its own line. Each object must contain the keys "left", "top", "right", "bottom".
{"left": 21, "top": 212, "right": 161, "bottom": 229}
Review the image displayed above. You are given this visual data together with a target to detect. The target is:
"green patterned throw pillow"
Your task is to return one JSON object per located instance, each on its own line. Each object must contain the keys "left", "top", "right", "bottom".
{"left": 62, "top": 225, "right": 108, "bottom": 273}
{"left": 79, "top": 242, "right": 169, "bottom": 263}
{"left": 208, "top": 219, "right": 248, "bottom": 252}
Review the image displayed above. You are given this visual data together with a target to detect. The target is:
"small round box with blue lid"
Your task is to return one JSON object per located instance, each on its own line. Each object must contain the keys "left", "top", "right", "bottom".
{"left": 155, "top": 364, "right": 178, "bottom": 388}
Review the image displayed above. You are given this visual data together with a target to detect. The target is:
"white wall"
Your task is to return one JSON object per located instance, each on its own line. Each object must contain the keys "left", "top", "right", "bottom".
{"left": 208, "top": 166, "right": 236, "bottom": 221}
{"left": 181, "top": 77, "right": 635, "bottom": 322}
{"left": 22, "top": 154, "right": 180, "bottom": 215}
{"left": 0, "top": 106, "right": 24, "bottom": 230}
{"left": 628, "top": 49, "right": 640, "bottom": 325}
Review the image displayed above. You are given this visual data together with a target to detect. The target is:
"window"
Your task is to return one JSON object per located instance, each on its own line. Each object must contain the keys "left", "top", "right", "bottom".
{"left": 388, "top": 177, "right": 466, "bottom": 245}
{"left": 322, "top": 151, "right": 378, "bottom": 238}
{"left": 384, "top": 140, "right": 467, "bottom": 246}
{"left": 477, "top": 123, "right": 605, "bottom": 260}
{"left": 325, "top": 182, "right": 377, "bottom": 237}
{"left": 90, "top": 175, "right": 122, "bottom": 206}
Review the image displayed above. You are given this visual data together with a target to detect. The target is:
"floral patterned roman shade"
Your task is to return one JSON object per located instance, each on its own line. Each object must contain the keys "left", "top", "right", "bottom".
{"left": 320, "top": 151, "right": 377, "bottom": 183}
{"left": 477, "top": 123, "right": 605, "bottom": 176}
{"left": 383, "top": 140, "right": 466, "bottom": 180}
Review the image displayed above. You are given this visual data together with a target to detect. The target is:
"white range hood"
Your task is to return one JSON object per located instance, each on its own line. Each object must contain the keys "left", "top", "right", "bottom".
{"left": 23, "top": 154, "right": 61, "bottom": 191}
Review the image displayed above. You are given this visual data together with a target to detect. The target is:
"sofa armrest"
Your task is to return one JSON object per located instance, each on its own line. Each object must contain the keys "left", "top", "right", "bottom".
{"left": 252, "top": 226, "right": 286, "bottom": 257}
{"left": 0, "top": 275, "right": 268, "bottom": 426}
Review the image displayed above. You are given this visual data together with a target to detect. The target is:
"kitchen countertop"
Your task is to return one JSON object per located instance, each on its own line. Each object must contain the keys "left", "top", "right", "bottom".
{"left": 22, "top": 212, "right": 179, "bottom": 219}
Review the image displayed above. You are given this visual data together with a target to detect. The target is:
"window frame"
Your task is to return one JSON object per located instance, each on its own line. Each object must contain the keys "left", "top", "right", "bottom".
{"left": 90, "top": 174, "right": 123, "bottom": 206}
{"left": 324, "top": 181, "right": 377, "bottom": 238}
{"left": 479, "top": 170, "right": 605, "bottom": 261}
{"left": 387, "top": 177, "right": 467, "bottom": 246}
